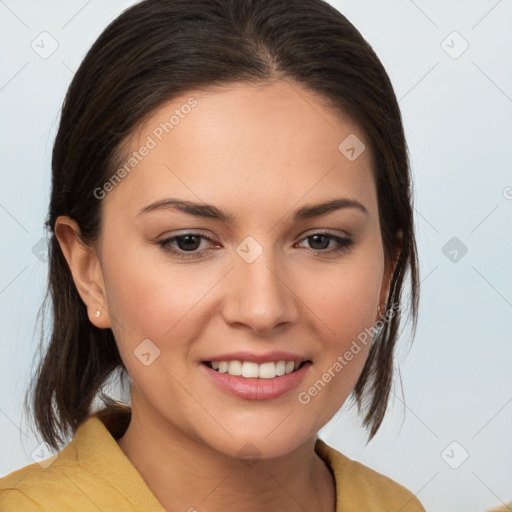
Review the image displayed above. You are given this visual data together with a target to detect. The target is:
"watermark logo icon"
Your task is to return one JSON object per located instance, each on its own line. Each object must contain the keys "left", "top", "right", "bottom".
{"left": 237, "top": 442, "right": 262, "bottom": 468}
{"left": 236, "top": 236, "right": 263, "bottom": 264}
{"left": 134, "top": 339, "right": 161, "bottom": 366}
{"left": 442, "top": 236, "right": 468, "bottom": 263}
{"left": 31, "top": 442, "right": 58, "bottom": 468}
{"left": 338, "top": 134, "right": 365, "bottom": 161}
{"left": 32, "top": 238, "right": 48, "bottom": 262}
{"left": 31, "top": 32, "right": 59, "bottom": 59}
{"left": 441, "top": 31, "right": 469, "bottom": 59}
{"left": 441, "top": 441, "right": 469, "bottom": 469}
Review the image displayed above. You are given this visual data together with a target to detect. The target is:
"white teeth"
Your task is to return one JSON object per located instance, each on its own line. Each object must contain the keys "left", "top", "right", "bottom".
{"left": 285, "top": 361, "right": 295, "bottom": 374}
{"left": 241, "top": 361, "right": 259, "bottom": 378}
{"left": 208, "top": 360, "right": 304, "bottom": 379}
{"left": 259, "top": 362, "right": 276, "bottom": 379}
{"left": 228, "top": 360, "right": 242, "bottom": 376}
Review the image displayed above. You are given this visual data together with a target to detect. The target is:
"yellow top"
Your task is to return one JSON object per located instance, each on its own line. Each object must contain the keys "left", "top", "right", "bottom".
{"left": 0, "top": 405, "right": 426, "bottom": 511}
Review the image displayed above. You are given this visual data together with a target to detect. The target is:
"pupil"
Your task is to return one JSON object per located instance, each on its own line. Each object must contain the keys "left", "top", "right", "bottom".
{"left": 310, "top": 235, "right": 328, "bottom": 250}
{"left": 178, "top": 235, "right": 200, "bottom": 251}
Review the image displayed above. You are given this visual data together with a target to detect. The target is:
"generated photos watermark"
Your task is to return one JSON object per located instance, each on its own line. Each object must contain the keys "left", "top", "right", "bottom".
{"left": 297, "top": 301, "right": 400, "bottom": 405}
{"left": 93, "top": 97, "right": 198, "bottom": 200}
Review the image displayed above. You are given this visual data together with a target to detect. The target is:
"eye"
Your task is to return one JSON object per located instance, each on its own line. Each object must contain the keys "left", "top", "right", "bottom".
{"left": 157, "top": 233, "right": 219, "bottom": 259}
{"left": 157, "top": 231, "right": 353, "bottom": 260}
{"left": 296, "top": 232, "right": 353, "bottom": 255}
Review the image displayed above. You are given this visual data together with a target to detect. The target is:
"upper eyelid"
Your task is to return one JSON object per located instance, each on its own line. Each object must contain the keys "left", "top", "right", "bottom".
{"left": 157, "top": 232, "right": 353, "bottom": 263}
{"left": 161, "top": 228, "right": 352, "bottom": 242}
{"left": 160, "top": 227, "right": 352, "bottom": 240}
{"left": 160, "top": 230, "right": 352, "bottom": 248}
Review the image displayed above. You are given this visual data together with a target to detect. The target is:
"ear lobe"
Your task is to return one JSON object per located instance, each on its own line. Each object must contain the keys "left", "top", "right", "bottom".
{"left": 54, "top": 216, "right": 111, "bottom": 328}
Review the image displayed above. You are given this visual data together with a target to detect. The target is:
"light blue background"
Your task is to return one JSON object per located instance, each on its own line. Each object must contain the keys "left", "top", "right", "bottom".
{"left": 1, "top": 1, "right": 511, "bottom": 511}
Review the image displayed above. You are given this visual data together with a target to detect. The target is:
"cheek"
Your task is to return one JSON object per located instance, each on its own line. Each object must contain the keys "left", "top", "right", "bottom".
{"left": 101, "top": 244, "right": 231, "bottom": 372}
{"left": 298, "top": 252, "right": 384, "bottom": 342}
{"left": 294, "top": 247, "right": 384, "bottom": 404}
{"left": 294, "top": 257, "right": 384, "bottom": 423}
{"left": 100, "top": 242, "right": 204, "bottom": 342}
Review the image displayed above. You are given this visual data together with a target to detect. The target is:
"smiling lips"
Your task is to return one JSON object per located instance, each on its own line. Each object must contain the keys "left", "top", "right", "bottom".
{"left": 201, "top": 351, "right": 312, "bottom": 400}
{"left": 204, "top": 360, "right": 305, "bottom": 379}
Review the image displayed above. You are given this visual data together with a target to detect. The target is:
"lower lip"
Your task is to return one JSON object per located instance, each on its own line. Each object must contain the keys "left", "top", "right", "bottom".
{"left": 200, "top": 362, "right": 311, "bottom": 400}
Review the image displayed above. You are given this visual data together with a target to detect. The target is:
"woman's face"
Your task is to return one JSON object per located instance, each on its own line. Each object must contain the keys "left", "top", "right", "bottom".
{"left": 93, "top": 79, "right": 396, "bottom": 458}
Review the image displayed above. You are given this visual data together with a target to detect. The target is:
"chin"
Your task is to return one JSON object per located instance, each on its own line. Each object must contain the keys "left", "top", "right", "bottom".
{"left": 199, "top": 417, "right": 319, "bottom": 462}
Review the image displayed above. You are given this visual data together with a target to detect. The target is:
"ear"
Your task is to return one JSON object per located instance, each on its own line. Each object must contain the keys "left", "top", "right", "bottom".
{"left": 54, "top": 216, "right": 111, "bottom": 329}
{"left": 377, "top": 229, "right": 403, "bottom": 319}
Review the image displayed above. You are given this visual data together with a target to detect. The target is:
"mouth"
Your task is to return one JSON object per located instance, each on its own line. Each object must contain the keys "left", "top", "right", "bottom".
{"left": 199, "top": 350, "right": 313, "bottom": 400}
{"left": 202, "top": 359, "right": 311, "bottom": 379}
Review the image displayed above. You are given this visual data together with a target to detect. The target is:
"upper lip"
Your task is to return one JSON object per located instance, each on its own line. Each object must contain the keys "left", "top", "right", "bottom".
{"left": 202, "top": 351, "right": 309, "bottom": 364}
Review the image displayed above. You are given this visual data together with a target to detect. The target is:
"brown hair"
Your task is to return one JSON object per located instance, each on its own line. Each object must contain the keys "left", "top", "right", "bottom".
{"left": 25, "top": 0, "right": 419, "bottom": 451}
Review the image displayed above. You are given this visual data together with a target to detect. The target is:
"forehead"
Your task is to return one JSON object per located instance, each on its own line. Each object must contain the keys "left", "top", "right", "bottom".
{"left": 103, "top": 80, "right": 377, "bottom": 221}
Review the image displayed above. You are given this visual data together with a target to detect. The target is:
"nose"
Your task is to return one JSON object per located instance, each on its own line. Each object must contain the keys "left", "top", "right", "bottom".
{"left": 221, "top": 248, "right": 300, "bottom": 335}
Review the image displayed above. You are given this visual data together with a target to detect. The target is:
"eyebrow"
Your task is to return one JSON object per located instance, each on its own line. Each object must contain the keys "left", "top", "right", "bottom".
{"left": 137, "top": 197, "right": 368, "bottom": 222}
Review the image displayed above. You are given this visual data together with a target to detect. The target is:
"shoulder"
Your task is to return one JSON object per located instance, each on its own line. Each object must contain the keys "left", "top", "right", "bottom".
{"left": 0, "top": 413, "right": 116, "bottom": 511}
{"left": 315, "top": 438, "right": 426, "bottom": 512}
{"left": 0, "top": 481, "right": 46, "bottom": 512}
{"left": 0, "top": 409, "right": 162, "bottom": 512}
{"left": 0, "top": 441, "right": 91, "bottom": 511}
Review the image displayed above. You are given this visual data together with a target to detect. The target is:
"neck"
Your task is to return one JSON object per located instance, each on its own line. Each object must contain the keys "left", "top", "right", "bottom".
{"left": 116, "top": 394, "right": 336, "bottom": 512}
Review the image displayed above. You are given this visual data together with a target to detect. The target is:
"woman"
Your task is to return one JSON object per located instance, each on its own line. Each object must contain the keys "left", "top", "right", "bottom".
{"left": 0, "top": 0, "right": 424, "bottom": 510}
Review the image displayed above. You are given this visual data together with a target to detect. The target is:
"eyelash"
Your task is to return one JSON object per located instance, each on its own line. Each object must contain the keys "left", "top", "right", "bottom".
{"left": 157, "top": 231, "right": 354, "bottom": 260}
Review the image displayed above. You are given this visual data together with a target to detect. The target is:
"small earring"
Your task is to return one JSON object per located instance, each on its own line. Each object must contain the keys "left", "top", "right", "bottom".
{"left": 377, "top": 305, "right": 382, "bottom": 315}
{"left": 95, "top": 310, "right": 101, "bottom": 318}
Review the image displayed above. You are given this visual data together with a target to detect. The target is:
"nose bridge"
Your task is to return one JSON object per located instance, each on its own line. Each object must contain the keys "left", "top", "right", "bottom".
{"left": 222, "top": 235, "right": 298, "bottom": 333}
